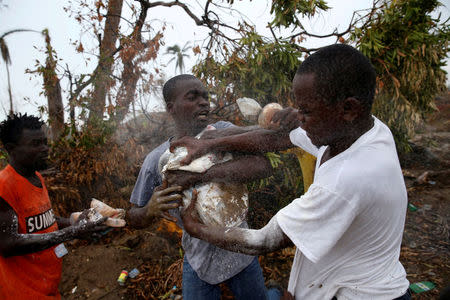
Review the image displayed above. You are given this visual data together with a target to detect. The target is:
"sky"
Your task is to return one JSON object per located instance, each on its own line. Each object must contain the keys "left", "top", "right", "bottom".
{"left": 0, "top": 0, "right": 449, "bottom": 122}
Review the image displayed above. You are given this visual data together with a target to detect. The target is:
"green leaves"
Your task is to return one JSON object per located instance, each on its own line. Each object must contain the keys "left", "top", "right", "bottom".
{"left": 270, "top": 0, "right": 329, "bottom": 28}
{"left": 165, "top": 42, "right": 191, "bottom": 74}
{"left": 194, "top": 0, "right": 447, "bottom": 158}
{"left": 351, "top": 0, "right": 449, "bottom": 152}
{"left": 194, "top": 31, "right": 302, "bottom": 110}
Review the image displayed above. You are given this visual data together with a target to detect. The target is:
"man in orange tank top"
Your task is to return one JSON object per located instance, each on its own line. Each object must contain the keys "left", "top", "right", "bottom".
{"left": 0, "top": 114, "right": 108, "bottom": 299}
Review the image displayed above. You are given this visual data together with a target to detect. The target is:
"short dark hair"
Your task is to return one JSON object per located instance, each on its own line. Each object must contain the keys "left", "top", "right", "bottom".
{"left": 0, "top": 113, "right": 44, "bottom": 147}
{"left": 162, "top": 74, "right": 198, "bottom": 104}
{"left": 297, "top": 44, "right": 376, "bottom": 110}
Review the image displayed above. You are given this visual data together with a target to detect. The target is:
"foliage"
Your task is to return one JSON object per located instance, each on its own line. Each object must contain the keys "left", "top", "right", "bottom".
{"left": 193, "top": 0, "right": 448, "bottom": 154}
{"left": 27, "top": 0, "right": 166, "bottom": 129}
{"left": 194, "top": 31, "right": 302, "bottom": 111}
{"left": 350, "top": 0, "right": 449, "bottom": 152}
{"left": 5, "top": 0, "right": 448, "bottom": 213}
{"left": 48, "top": 123, "right": 145, "bottom": 215}
{"left": 124, "top": 258, "right": 183, "bottom": 299}
{"left": 6, "top": 0, "right": 448, "bottom": 145}
{"left": 192, "top": 0, "right": 449, "bottom": 205}
{"left": 270, "top": 0, "right": 329, "bottom": 27}
{"left": 248, "top": 152, "right": 304, "bottom": 209}
{"left": 165, "top": 42, "right": 191, "bottom": 74}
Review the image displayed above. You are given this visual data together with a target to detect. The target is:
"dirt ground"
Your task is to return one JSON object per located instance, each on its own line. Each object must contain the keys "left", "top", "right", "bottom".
{"left": 59, "top": 93, "right": 449, "bottom": 299}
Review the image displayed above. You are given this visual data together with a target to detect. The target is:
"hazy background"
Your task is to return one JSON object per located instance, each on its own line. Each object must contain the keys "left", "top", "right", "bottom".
{"left": 0, "top": 0, "right": 448, "bottom": 121}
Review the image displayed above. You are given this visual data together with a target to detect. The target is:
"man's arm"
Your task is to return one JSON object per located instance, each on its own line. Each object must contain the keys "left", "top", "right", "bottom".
{"left": 171, "top": 128, "right": 294, "bottom": 166}
{"left": 0, "top": 197, "right": 107, "bottom": 258}
{"left": 199, "top": 125, "right": 260, "bottom": 139}
{"left": 165, "top": 154, "right": 273, "bottom": 189}
{"left": 181, "top": 191, "right": 292, "bottom": 255}
{"left": 126, "top": 183, "right": 183, "bottom": 228}
{"left": 170, "top": 107, "right": 302, "bottom": 165}
{"left": 55, "top": 215, "right": 71, "bottom": 229}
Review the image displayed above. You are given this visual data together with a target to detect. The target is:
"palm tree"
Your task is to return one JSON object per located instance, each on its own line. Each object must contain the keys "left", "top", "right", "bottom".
{"left": 0, "top": 29, "right": 41, "bottom": 115}
{"left": 165, "top": 42, "right": 191, "bottom": 74}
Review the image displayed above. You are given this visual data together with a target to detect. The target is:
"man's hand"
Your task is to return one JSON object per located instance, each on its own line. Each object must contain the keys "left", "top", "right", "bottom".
{"left": 271, "top": 107, "right": 302, "bottom": 132}
{"left": 181, "top": 189, "right": 202, "bottom": 237}
{"left": 144, "top": 180, "right": 183, "bottom": 223}
{"left": 72, "top": 217, "right": 109, "bottom": 240}
{"left": 71, "top": 208, "right": 97, "bottom": 225}
{"left": 170, "top": 137, "right": 211, "bottom": 165}
{"left": 166, "top": 170, "right": 202, "bottom": 189}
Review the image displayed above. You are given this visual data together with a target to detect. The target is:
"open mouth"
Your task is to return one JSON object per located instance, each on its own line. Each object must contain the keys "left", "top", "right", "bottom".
{"left": 196, "top": 110, "right": 209, "bottom": 120}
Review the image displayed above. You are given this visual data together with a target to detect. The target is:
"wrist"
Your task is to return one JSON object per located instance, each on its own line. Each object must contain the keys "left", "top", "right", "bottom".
{"left": 143, "top": 204, "right": 159, "bottom": 221}
{"left": 65, "top": 225, "right": 78, "bottom": 239}
{"left": 202, "top": 138, "right": 215, "bottom": 154}
{"left": 145, "top": 207, "right": 155, "bottom": 219}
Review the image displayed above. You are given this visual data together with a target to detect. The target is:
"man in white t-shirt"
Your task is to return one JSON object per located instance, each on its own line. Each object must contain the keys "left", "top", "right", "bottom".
{"left": 176, "top": 44, "right": 411, "bottom": 299}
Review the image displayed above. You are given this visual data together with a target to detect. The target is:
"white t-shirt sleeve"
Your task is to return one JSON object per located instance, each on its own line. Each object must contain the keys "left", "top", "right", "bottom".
{"left": 289, "top": 127, "right": 319, "bottom": 156}
{"left": 276, "top": 184, "right": 357, "bottom": 263}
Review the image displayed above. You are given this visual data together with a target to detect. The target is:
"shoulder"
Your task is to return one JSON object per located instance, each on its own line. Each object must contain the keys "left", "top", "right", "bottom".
{"left": 0, "top": 166, "right": 16, "bottom": 189}
{"left": 142, "top": 141, "right": 170, "bottom": 166}
{"left": 0, "top": 166, "right": 17, "bottom": 202}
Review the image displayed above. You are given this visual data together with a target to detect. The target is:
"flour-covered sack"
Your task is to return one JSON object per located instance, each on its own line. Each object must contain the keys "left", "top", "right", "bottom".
{"left": 159, "top": 126, "right": 248, "bottom": 227}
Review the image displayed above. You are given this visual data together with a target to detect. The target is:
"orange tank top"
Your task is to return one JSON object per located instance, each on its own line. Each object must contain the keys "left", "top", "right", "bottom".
{"left": 0, "top": 165, "right": 62, "bottom": 299}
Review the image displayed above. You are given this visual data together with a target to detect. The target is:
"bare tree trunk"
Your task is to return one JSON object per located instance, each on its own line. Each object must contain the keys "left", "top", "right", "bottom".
{"left": 114, "top": 58, "right": 139, "bottom": 123}
{"left": 88, "top": 0, "right": 123, "bottom": 125}
{"left": 5, "top": 64, "right": 13, "bottom": 116}
{"left": 43, "top": 31, "right": 64, "bottom": 140}
{"left": 69, "top": 100, "right": 75, "bottom": 127}
{"left": 66, "top": 69, "right": 76, "bottom": 129}
{"left": 45, "top": 67, "right": 64, "bottom": 140}
{"left": 112, "top": 1, "right": 150, "bottom": 124}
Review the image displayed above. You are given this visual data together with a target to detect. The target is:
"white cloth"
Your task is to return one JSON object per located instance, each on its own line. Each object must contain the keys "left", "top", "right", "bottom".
{"left": 276, "top": 117, "right": 409, "bottom": 299}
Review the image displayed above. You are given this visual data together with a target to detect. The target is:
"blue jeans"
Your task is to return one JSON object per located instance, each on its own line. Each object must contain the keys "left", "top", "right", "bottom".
{"left": 183, "top": 256, "right": 280, "bottom": 300}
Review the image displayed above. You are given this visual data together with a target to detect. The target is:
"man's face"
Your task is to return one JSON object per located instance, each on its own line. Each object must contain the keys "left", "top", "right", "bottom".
{"left": 168, "top": 78, "right": 210, "bottom": 132}
{"left": 292, "top": 73, "right": 346, "bottom": 147}
{"left": 10, "top": 128, "right": 49, "bottom": 171}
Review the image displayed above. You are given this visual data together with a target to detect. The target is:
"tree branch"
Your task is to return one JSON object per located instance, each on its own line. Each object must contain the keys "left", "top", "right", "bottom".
{"left": 286, "top": 0, "right": 382, "bottom": 43}
{"left": 268, "top": 23, "right": 279, "bottom": 44}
